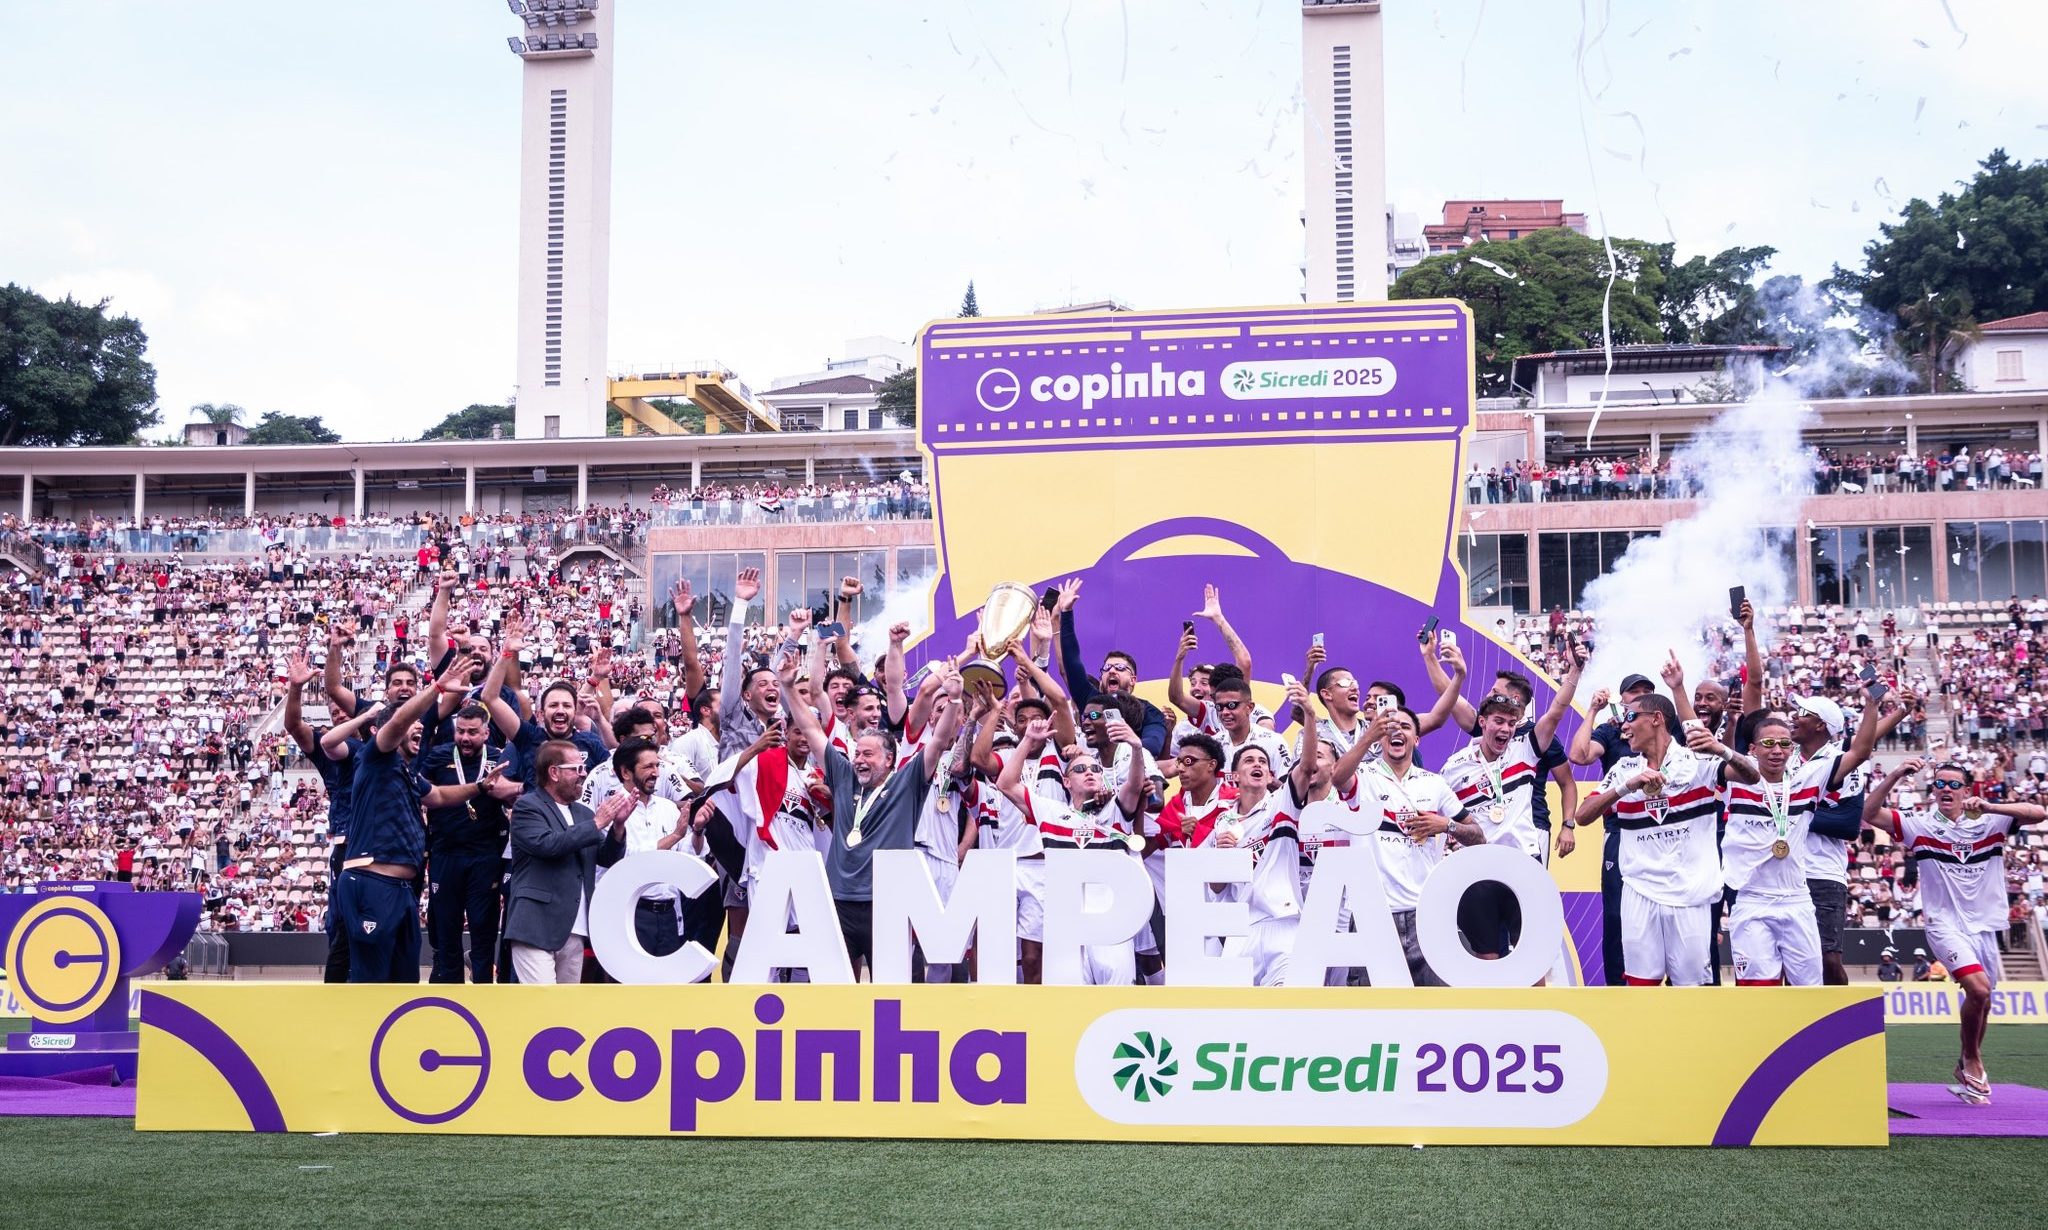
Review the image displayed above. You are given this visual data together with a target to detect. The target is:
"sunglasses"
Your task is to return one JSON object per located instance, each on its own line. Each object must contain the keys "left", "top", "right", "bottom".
{"left": 1082, "top": 710, "right": 1107, "bottom": 722}
{"left": 1214, "top": 699, "right": 1246, "bottom": 712}
{"left": 1067, "top": 762, "right": 1104, "bottom": 775}
{"left": 1176, "top": 753, "right": 1216, "bottom": 767}
{"left": 1753, "top": 737, "right": 1795, "bottom": 749}
{"left": 1621, "top": 710, "right": 1645, "bottom": 724}
{"left": 1931, "top": 779, "right": 1968, "bottom": 790}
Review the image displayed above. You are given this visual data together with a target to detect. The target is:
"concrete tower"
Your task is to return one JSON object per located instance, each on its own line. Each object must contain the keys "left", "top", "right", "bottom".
{"left": 504, "top": 0, "right": 614, "bottom": 439}
{"left": 1300, "top": 1, "right": 1389, "bottom": 303}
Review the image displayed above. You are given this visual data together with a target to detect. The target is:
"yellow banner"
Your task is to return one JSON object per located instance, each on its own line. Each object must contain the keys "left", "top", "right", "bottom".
{"left": 1883, "top": 980, "right": 2048, "bottom": 1024}
{"left": 138, "top": 985, "right": 1884, "bottom": 1146}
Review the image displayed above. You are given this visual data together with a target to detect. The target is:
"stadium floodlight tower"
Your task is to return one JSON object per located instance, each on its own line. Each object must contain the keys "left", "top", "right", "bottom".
{"left": 503, "top": 0, "right": 615, "bottom": 439}
{"left": 1300, "top": 0, "right": 1389, "bottom": 302}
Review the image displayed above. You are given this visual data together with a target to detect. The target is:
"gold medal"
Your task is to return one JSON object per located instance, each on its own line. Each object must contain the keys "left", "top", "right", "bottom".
{"left": 1123, "top": 832, "right": 1146, "bottom": 854}
{"left": 844, "top": 827, "right": 863, "bottom": 849}
{"left": 1770, "top": 838, "right": 1790, "bottom": 859}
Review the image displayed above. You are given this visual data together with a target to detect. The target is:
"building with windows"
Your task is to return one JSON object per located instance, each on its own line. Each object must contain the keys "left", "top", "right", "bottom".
{"left": 1510, "top": 343, "right": 1786, "bottom": 409}
{"left": 1300, "top": 1, "right": 1388, "bottom": 303}
{"left": 1424, "top": 199, "right": 1588, "bottom": 255}
{"left": 1948, "top": 312, "right": 2048, "bottom": 393}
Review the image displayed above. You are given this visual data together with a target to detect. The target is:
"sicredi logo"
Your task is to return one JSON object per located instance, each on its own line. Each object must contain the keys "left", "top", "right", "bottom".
{"left": 1219, "top": 357, "right": 1399, "bottom": 401}
{"left": 26, "top": 1033, "right": 76, "bottom": 1050}
{"left": 1076, "top": 1008, "right": 1606, "bottom": 1128}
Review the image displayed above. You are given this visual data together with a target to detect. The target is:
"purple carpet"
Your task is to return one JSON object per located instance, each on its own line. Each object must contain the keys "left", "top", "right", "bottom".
{"left": 0, "top": 1067, "right": 137, "bottom": 1117}
{"left": 1888, "top": 1082, "right": 2048, "bottom": 1136}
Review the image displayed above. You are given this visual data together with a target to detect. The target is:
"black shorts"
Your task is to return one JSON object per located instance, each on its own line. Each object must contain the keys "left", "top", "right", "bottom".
{"left": 1457, "top": 881, "right": 1523, "bottom": 957}
{"left": 834, "top": 898, "right": 874, "bottom": 971}
{"left": 1806, "top": 879, "right": 1847, "bottom": 955}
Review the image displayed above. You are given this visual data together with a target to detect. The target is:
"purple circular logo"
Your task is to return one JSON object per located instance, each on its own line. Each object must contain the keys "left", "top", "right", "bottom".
{"left": 368, "top": 997, "right": 492, "bottom": 1125}
{"left": 6, "top": 897, "right": 118, "bottom": 1025}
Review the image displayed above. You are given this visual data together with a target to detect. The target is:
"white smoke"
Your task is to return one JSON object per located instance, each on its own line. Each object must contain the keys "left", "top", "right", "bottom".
{"left": 1577, "top": 300, "right": 1914, "bottom": 699}
{"left": 1577, "top": 382, "right": 1813, "bottom": 697}
{"left": 846, "top": 569, "right": 940, "bottom": 676}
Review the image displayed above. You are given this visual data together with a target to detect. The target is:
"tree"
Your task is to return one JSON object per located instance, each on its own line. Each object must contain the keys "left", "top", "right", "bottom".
{"left": 1833, "top": 149, "right": 2048, "bottom": 386}
{"left": 192, "top": 402, "right": 246, "bottom": 427}
{"left": 877, "top": 368, "right": 917, "bottom": 428}
{"left": 959, "top": 281, "right": 981, "bottom": 317}
{"left": 419, "top": 403, "right": 513, "bottom": 441}
{"left": 242, "top": 412, "right": 341, "bottom": 445}
{"left": 1654, "top": 244, "right": 1779, "bottom": 344}
{"left": 0, "top": 282, "right": 159, "bottom": 446}
{"left": 1391, "top": 229, "right": 1666, "bottom": 397}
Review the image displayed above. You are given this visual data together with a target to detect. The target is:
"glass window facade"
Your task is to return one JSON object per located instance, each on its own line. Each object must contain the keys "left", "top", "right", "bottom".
{"left": 773, "top": 550, "right": 889, "bottom": 621}
{"left": 1811, "top": 525, "right": 1935, "bottom": 608}
{"left": 649, "top": 552, "right": 768, "bottom": 626}
{"left": 1457, "top": 533, "right": 1531, "bottom": 612}
{"left": 1535, "top": 530, "right": 1657, "bottom": 612}
{"left": 1945, "top": 520, "right": 2048, "bottom": 601}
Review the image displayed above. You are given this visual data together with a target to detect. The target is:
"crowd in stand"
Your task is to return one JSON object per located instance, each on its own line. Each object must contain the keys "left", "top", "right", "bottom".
{"left": 648, "top": 478, "right": 931, "bottom": 522}
{"left": 1463, "top": 444, "right": 2045, "bottom": 505}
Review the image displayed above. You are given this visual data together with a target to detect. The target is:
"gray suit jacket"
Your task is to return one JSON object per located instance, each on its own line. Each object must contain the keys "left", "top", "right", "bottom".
{"left": 503, "top": 790, "right": 604, "bottom": 954}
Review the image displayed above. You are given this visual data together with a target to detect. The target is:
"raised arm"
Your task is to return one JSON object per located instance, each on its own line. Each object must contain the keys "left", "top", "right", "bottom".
{"left": 1008, "top": 641, "right": 1078, "bottom": 751}
{"left": 672, "top": 578, "right": 706, "bottom": 699}
{"left": 1331, "top": 710, "right": 1390, "bottom": 785}
{"left": 1738, "top": 600, "right": 1764, "bottom": 716}
{"left": 375, "top": 652, "right": 475, "bottom": 754}
{"left": 1196, "top": 584, "right": 1253, "bottom": 679}
{"left": 997, "top": 718, "right": 1052, "bottom": 811}
{"left": 1109, "top": 713, "right": 1147, "bottom": 817}
{"left": 1166, "top": 623, "right": 1200, "bottom": 721}
{"left": 323, "top": 621, "right": 357, "bottom": 718}
{"left": 1533, "top": 646, "right": 1584, "bottom": 751}
{"left": 779, "top": 645, "right": 829, "bottom": 756}
{"left": 1661, "top": 651, "right": 1697, "bottom": 725}
{"left": 1053, "top": 578, "right": 1095, "bottom": 709}
{"left": 483, "top": 625, "right": 525, "bottom": 742}
{"left": 1416, "top": 642, "right": 1467, "bottom": 736}
{"left": 883, "top": 620, "right": 912, "bottom": 728}
{"left": 1284, "top": 681, "right": 1317, "bottom": 800}
{"left": 426, "top": 572, "right": 456, "bottom": 666}
{"left": 1862, "top": 756, "right": 1918, "bottom": 836}
{"left": 1832, "top": 688, "right": 1898, "bottom": 790}
{"left": 282, "top": 653, "right": 319, "bottom": 759}
{"left": 1568, "top": 686, "right": 1611, "bottom": 767}
{"left": 922, "top": 684, "right": 965, "bottom": 780}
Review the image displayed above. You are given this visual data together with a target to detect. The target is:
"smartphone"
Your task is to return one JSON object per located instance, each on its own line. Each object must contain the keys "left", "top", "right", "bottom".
{"left": 1859, "top": 664, "right": 1878, "bottom": 684}
{"left": 1417, "top": 616, "right": 1438, "bottom": 644}
{"left": 1311, "top": 632, "right": 1325, "bottom": 650}
{"left": 1041, "top": 588, "right": 1060, "bottom": 611}
{"left": 1440, "top": 629, "right": 1457, "bottom": 648}
{"left": 1728, "top": 585, "right": 1746, "bottom": 621}
{"left": 1280, "top": 672, "right": 1298, "bottom": 689}
{"left": 1375, "top": 694, "right": 1396, "bottom": 715}
{"left": 1182, "top": 620, "right": 1195, "bottom": 637}
{"left": 1868, "top": 681, "right": 1892, "bottom": 704}
{"left": 816, "top": 621, "right": 846, "bottom": 641}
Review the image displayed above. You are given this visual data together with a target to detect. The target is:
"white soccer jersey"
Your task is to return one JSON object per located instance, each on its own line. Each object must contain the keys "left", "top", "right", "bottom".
{"left": 1355, "top": 762, "right": 1467, "bottom": 911}
{"left": 1890, "top": 806, "right": 2016, "bottom": 934}
{"left": 974, "top": 748, "right": 1045, "bottom": 857}
{"left": 1789, "top": 742, "right": 1859, "bottom": 884}
{"left": 1316, "top": 714, "right": 1374, "bottom": 759}
{"left": 1021, "top": 791, "right": 1142, "bottom": 852}
{"left": 1599, "top": 744, "right": 1727, "bottom": 908}
{"left": 1182, "top": 697, "right": 1275, "bottom": 742}
{"left": 741, "top": 753, "right": 833, "bottom": 888}
{"left": 1197, "top": 783, "right": 1303, "bottom": 924}
{"left": 1720, "top": 775, "right": 1819, "bottom": 900}
{"left": 1441, "top": 733, "right": 1544, "bottom": 859}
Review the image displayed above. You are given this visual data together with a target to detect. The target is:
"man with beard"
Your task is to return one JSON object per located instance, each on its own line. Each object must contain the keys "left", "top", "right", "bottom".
{"left": 325, "top": 652, "right": 500, "bottom": 982}
{"left": 596, "top": 736, "right": 696, "bottom": 959}
{"left": 780, "top": 649, "right": 963, "bottom": 979}
{"left": 419, "top": 702, "right": 522, "bottom": 983}
{"left": 1052, "top": 577, "right": 1169, "bottom": 756}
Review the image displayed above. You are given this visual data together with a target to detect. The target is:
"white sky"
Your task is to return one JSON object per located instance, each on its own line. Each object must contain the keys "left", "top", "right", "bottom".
{"left": 2, "top": 0, "right": 2043, "bottom": 442}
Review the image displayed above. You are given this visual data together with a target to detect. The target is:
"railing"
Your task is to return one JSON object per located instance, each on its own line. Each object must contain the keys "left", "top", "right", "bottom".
{"left": 648, "top": 494, "right": 933, "bottom": 528}
{"left": 16, "top": 526, "right": 436, "bottom": 556}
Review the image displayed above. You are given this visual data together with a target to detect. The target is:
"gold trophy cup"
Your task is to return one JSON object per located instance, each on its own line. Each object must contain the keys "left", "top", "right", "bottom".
{"left": 960, "top": 582, "right": 1040, "bottom": 695}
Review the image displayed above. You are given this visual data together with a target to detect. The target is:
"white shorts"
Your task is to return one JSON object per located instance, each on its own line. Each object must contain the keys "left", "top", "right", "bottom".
{"left": 1728, "top": 893, "right": 1823, "bottom": 986}
{"left": 1926, "top": 918, "right": 2004, "bottom": 989}
{"left": 1015, "top": 858, "right": 1045, "bottom": 944}
{"left": 1250, "top": 917, "right": 1298, "bottom": 987}
{"left": 1081, "top": 938, "right": 1136, "bottom": 985}
{"left": 1621, "top": 884, "right": 1712, "bottom": 986}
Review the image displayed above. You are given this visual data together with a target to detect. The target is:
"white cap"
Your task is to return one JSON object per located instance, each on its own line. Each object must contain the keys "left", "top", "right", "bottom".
{"left": 1795, "top": 695, "right": 1846, "bottom": 738}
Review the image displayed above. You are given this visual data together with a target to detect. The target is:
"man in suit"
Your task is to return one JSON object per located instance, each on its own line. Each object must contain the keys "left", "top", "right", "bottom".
{"left": 505, "top": 738, "right": 626, "bottom": 984}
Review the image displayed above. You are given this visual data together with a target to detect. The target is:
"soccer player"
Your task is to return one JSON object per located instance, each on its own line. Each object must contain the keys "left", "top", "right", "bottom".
{"left": 1865, "top": 758, "right": 2047, "bottom": 1103}
{"left": 1352, "top": 705, "right": 1479, "bottom": 984}
{"left": 996, "top": 711, "right": 1149, "bottom": 985}
{"left": 1719, "top": 715, "right": 1823, "bottom": 986}
{"left": 1788, "top": 690, "right": 1905, "bottom": 985}
{"left": 1568, "top": 671, "right": 1659, "bottom": 985}
{"left": 1574, "top": 693, "right": 1758, "bottom": 986}
{"left": 1208, "top": 734, "right": 1319, "bottom": 987}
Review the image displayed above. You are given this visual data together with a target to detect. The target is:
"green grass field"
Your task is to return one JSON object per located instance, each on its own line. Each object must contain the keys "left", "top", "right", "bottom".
{"left": 0, "top": 1025, "right": 2042, "bottom": 1230}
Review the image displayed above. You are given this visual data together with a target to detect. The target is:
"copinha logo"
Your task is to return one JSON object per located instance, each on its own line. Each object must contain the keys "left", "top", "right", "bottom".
{"left": 1110, "top": 1031, "right": 1178, "bottom": 1102}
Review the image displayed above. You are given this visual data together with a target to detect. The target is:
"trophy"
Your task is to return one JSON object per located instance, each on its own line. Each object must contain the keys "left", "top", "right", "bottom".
{"left": 960, "top": 582, "right": 1041, "bottom": 695}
